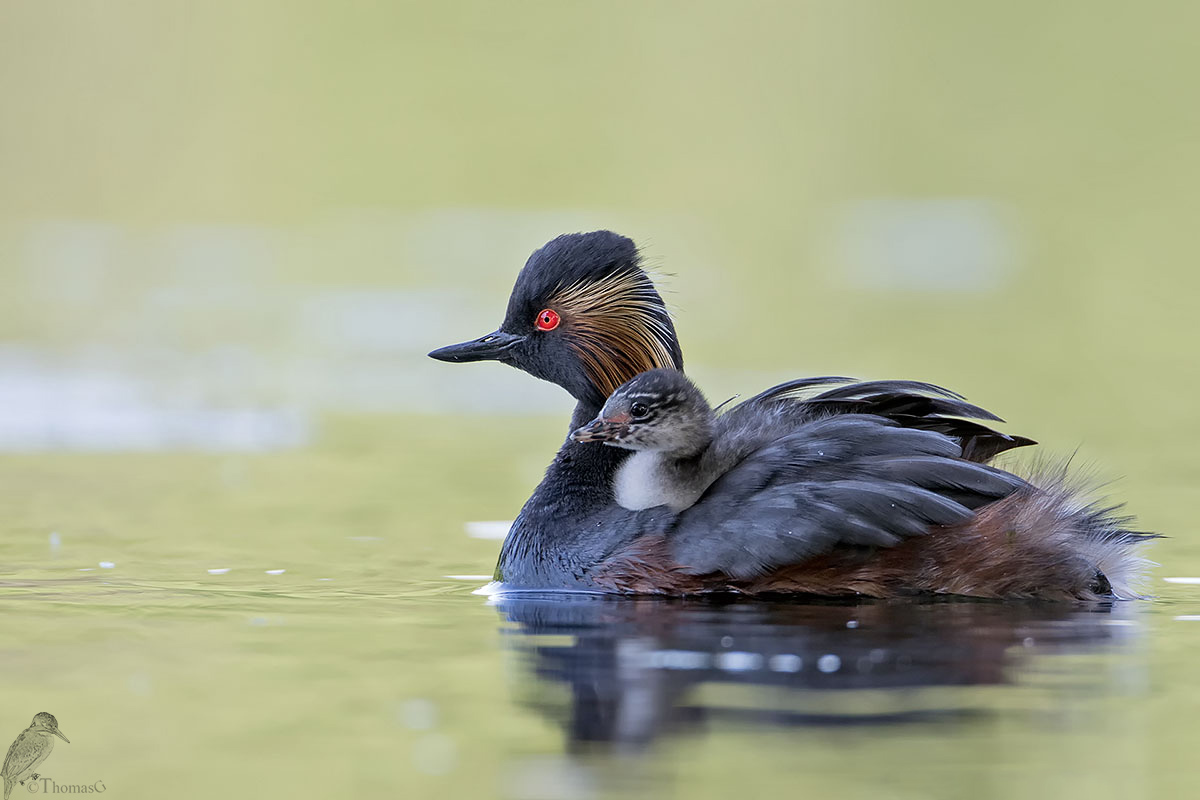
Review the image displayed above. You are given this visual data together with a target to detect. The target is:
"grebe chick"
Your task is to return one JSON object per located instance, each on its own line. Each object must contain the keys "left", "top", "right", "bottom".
{"left": 571, "top": 368, "right": 717, "bottom": 511}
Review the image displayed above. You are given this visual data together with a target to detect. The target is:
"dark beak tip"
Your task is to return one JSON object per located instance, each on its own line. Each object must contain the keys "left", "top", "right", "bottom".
{"left": 426, "top": 346, "right": 460, "bottom": 363}
{"left": 427, "top": 330, "right": 525, "bottom": 364}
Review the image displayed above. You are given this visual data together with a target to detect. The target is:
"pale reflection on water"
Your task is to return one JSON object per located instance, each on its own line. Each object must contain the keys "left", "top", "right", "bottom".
{"left": 0, "top": 349, "right": 310, "bottom": 451}
{"left": 0, "top": 202, "right": 1016, "bottom": 451}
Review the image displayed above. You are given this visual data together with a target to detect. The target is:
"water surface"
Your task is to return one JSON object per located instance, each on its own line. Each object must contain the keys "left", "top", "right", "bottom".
{"left": 1, "top": 424, "right": 1196, "bottom": 799}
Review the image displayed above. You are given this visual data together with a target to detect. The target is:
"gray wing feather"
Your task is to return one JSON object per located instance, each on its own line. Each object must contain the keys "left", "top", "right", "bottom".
{"left": 668, "top": 414, "right": 1027, "bottom": 579}
{"left": 719, "top": 377, "right": 1035, "bottom": 464}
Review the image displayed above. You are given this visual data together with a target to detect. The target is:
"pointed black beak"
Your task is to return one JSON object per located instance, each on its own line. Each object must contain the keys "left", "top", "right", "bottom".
{"left": 428, "top": 330, "right": 525, "bottom": 363}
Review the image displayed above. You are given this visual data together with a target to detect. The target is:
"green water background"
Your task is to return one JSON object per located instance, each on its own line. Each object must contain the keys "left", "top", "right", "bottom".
{"left": 1, "top": 3, "right": 1197, "bottom": 798}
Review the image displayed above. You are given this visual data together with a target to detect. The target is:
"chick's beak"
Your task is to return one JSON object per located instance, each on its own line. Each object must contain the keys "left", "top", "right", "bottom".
{"left": 53, "top": 729, "right": 70, "bottom": 743}
{"left": 428, "top": 330, "right": 525, "bottom": 363}
{"left": 570, "top": 418, "right": 630, "bottom": 444}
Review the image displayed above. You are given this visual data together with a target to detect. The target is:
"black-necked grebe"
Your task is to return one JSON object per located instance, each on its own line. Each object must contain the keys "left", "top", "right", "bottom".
{"left": 429, "top": 231, "right": 1153, "bottom": 599}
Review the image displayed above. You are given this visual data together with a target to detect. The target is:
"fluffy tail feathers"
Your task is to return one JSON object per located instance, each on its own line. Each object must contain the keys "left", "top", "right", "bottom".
{"left": 739, "top": 466, "right": 1156, "bottom": 600}
{"left": 910, "top": 472, "right": 1156, "bottom": 600}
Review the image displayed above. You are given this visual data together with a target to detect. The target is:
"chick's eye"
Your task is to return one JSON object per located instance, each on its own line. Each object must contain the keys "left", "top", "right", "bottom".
{"left": 630, "top": 402, "right": 649, "bottom": 419}
{"left": 535, "top": 309, "right": 560, "bottom": 331}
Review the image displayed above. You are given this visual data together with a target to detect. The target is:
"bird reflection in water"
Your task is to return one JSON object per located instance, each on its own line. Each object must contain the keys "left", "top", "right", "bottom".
{"left": 492, "top": 593, "right": 1138, "bottom": 753}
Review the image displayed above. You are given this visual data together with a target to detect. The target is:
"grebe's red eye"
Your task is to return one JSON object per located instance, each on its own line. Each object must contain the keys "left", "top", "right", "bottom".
{"left": 535, "top": 308, "right": 560, "bottom": 331}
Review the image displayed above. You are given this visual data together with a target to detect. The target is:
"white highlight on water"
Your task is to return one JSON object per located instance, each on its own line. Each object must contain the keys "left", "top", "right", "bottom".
{"left": 465, "top": 521, "right": 512, "bottom": 540}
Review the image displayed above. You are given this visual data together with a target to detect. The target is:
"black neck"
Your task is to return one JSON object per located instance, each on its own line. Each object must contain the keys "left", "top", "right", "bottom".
{"left": 495, "top": 398, "right": 673, "bottom": 587}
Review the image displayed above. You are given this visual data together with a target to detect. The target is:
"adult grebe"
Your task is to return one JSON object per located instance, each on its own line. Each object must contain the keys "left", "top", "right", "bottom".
{"left": 429, "top": 231, "right": 1150, "bottom": 599}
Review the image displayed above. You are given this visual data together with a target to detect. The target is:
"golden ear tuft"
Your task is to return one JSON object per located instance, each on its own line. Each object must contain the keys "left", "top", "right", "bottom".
{"left": 550, "top": 271, "right": 677, "bottom": 397}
